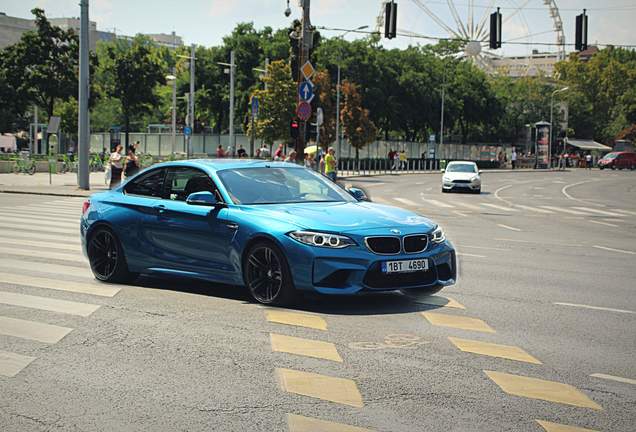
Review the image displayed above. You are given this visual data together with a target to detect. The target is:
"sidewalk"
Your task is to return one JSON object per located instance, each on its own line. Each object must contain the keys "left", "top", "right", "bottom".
{"left": 0, "top": 168, "right": 566, "bottom": 197}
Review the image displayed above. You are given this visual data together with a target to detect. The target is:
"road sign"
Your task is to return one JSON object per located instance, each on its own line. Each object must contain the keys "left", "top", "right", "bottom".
{"left": 298, "top": 81, "right": 314, "bottom": 102}
{"left": 301, "top": 61, "right": 315, "bottom": 80}
{"left": 296, "top": 101, "right": 312, "bottom": 121}
{"left": 251, "top": 96, "right": 259, "bottom": 117}
{"left": 184, "top": 126, "right": 192, "bottom": 136}
{"left": 429, "top": 134, "right": 436, "bottom": 143}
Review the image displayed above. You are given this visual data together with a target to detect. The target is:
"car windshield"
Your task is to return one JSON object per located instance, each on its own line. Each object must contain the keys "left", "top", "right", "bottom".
{"left": 216, "top": 166, "right": 357, "bottom": 205}
{"left": 602, "top": 153, "right": 618, "bottom": 159}
{"left": 446, "top": 164, "right": 477, "bottom": 173}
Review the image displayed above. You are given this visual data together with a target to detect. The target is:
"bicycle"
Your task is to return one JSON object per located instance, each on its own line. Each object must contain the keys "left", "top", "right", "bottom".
{"left": 12, "top": 155, "right": 37, "bottom": 175}
{"left": 61, "top": 154, "right": 76, "bottom": 173}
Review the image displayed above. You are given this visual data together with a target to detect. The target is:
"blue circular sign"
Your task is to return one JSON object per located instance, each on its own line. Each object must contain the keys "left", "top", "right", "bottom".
{"left": 184, "top": 126, "right": 192, "bottom": 136}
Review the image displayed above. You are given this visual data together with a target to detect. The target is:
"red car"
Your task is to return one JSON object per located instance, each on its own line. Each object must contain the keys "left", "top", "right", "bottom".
{"left": 598, "top": 152, "right": 636, "bottom": 170}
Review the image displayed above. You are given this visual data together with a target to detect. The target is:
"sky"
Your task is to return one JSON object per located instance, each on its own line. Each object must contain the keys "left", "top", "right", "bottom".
{"left": 2, "top": 0, "right": 635, "bottom": 57}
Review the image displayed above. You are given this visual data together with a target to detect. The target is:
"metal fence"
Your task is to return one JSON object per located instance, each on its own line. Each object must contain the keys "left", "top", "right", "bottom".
{"left": 90, "top": 132, "right": 516, "bottom": 163}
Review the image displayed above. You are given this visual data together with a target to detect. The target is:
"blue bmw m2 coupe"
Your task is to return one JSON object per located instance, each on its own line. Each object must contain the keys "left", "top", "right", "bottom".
{"left": 81, "top": 160, "right": 456, "bottom": 305}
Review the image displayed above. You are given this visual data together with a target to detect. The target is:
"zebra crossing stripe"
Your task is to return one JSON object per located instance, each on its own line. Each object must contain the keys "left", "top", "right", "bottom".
{"left": 514, "top": 204, "right": 554, "bottom": 214}
{"left": 0, "top": 291, "right": 100, "bottom": 317}
{"left": 0, "top": 272, "right": 120, "bottom": 297}
{"left": 0, "top": 222, "right": 77, "bottom": 236}
{"left": 0, "top": 229, "right": 80, "bottom": 245}
{"left": 0, "top": 258, "right": 90, "bottom": 278}
{"left": 0, "top": 350, "right": 37, "bottom": 377}
{"left": 572, "top": 207, "right": 624, "bottom": 217}
{"left": 394, "top": 197, "right": 419, "bottom": 207}
{"left": 421, "top": 199, "right": 455, "bottom": 208}
{"left": 481, "top": 203, "right": 518, "bottom": 212}
{"left": 0, "top": 315, "right": 73, "bottom": 344}
{"left": 539, "top": 206, "right": 589, "bottom": 215}
{"left": 0, "top": 239, "right": 79, "bottom": 252}
{"left": 0, "top": 246, "right": 83, "bottom": 262}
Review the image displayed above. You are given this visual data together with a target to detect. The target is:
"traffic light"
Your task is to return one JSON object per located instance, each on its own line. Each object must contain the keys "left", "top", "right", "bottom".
{"left": 575, "top": 10, "right": 588, "bottom": 51}
{"left": 384, "top": 1, "right": 397, "bottom": 39}
{"left": 489, "top": 7, "right": 502, "bottom": 49}
{"left": 290, "top": 120, "right": 299, "bottom": 139}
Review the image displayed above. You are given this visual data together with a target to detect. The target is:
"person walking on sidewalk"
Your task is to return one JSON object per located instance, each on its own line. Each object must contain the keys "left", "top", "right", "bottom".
{"left": 511, "top": 147, "right": 517, "bottom": 169}
{"left": 399, "top": 150, "right": 407, "bottom": 170}
{"left": 123, "top": 145, "right": 139, "bottom": 179}
{"left": 324, "top": 147, "right": 337, "bottom": 182}
{"left": 585, "top": 153, "right": 593, "bottom": 170}
{"left": 109, "top": 144, "right": 123, "bottom": 189}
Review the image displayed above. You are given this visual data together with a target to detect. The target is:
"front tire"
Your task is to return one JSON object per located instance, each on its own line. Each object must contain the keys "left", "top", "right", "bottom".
{"left": 88, "top": 227, "right": 137, "bottom": 283}
{"left": 244, "top": 241, "right": 296, "bottom": 306}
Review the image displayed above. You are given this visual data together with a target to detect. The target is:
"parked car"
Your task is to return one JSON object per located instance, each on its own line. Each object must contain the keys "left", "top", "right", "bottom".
{"left": 598, "top": 152, "right": 636, "bottom": 170}
{"left": 441, "top": 161, "right": 481, "bottom": 193}
{"left": 81, "top": 160, "right": 456, "bottom": 305}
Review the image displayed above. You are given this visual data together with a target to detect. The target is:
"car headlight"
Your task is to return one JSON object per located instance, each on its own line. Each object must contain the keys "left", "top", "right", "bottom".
{"left": 288, "top": 231, "right": 355, "bottom": 248}
{"left": 471, "top": 176, "right": 480, "bottom": 182}
{"left": 431, "top": 226, "right": 446, "bottom": 243}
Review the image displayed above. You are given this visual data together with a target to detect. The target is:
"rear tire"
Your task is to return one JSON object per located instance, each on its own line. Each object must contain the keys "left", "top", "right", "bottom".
{"left": 244, "top": 241, "right": 297, "bottom": 306}
{"left": 88, "top": 227, "right": 137, "bottom": 283}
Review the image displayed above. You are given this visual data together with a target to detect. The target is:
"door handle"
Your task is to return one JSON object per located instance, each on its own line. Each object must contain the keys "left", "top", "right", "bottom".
{"left": 224, "top": 222, "right": 239, "bottom": 230}
{"left": 153, "top": 205, "right": 166, "bottom": 215}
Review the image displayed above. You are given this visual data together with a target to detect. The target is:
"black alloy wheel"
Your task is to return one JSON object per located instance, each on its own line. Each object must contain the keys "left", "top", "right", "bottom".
{"left": 88, "top": 227, "right": 136, "bottom": 283}
{"left": 245, "top": 242, "right": 295, "bottom": 305}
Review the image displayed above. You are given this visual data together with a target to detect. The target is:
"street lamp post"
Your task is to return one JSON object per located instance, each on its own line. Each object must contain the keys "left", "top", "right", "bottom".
{"left": 218, "top": 50, "right": 236, "bottom": 153}
{"left": 549, "top": 86, "right": 569, "bottom": 168}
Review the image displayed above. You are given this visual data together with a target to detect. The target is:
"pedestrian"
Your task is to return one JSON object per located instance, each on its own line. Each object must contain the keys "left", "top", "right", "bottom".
{"left": 216, "top": 145, "right": 225, "bottom": 158}
{"left": 123, "top": 145, "right": 139, "bottom": 178}
{"left": 109, "top": 144, "right": 124, "bottom": 189}
{"left": 511, "top": 147, "right": 517, "bottom": 169}
{"left": 259, "top": 144, "right": 270, "bottom": 159}
{"left": 304, "top": 152, "right": 313, "bottom": 169}
{"left": 388, "top": 149, "right": 395, "bottom": 170}
{"left": 585, "top": 152, "right": 593, "bottom": 170}
{"left": 274, "top": 143, "right": 284, "bottom": 161}
{"left": 285, "top": 150, "right": 297, "bottom": 163}
{"left": 324, "top": 147, "right": 337, "bottom": 182}
{"left": 226, "top": 144, "right": 234, "bottom": 158}
{"left": 392, "top": 151, "right": 400, "bottom": 171}
{"left": 237, "top": 145, "right": 247, "bottom": 158}
{"left": 399, "top": 149, "right": 407, "bottom": 170}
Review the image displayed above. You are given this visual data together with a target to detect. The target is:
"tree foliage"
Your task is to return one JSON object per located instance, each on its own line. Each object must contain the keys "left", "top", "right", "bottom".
{"left": 341, "top": 80, "right": 377, "bottom": 160}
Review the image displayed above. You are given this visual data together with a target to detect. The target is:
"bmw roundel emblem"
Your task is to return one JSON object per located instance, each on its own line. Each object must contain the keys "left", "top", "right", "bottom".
{"left": 390, "top": 229, "right": 401, "bottom": 235}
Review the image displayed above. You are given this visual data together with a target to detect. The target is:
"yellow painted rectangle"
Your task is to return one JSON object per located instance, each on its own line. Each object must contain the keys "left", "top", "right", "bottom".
{"left": 287, "top": 414, "right": 372, "bottom": 432}
{"left": 0, "top": 272, "right": 120, "bottom": 297}
{"left": 536, "top": 420, "right": 598, "bottom": 432}
{"left": 270, "top": 333, "right": 342, "bottom": 362}
{"left": 265, "top": 310, "right": 327, "bottom": 330}
{"left": 448, "top": 337, "right": 542, "bottom": 364}
{"left": 0, "top": 316, "right": 73, "bottom": 344}
{"left": 0, "top": 350, "right": 37, "bottom": 377}
{"left": 415, "top": 295, "right": 465, "bottom": 309}
{"left": 422, "top": 312, "right": 495, "bottom": 333}
{"left": 276, "top": 368, "right": 363, "bottom": 408}
{"left": 485, "top": 371, "right": 602, "bottom": 410}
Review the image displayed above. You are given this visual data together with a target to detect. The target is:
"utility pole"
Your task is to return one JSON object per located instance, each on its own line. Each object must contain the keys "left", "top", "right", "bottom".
{"left": 188, "top": 43, "right": 195, "bottom": 158}
{"left": 78, "top": 0, "right": 90, "bottom": 190}
{"left": 297, "top": 0, "right": 312, "bottom": 159}
{"left": 171, "top": 31, "right": 177, "bottom": 154}
{"left": 229, "top": 50, "right": 235, "bottom": 151}
{"left": 335, "top": 63, "right": 341, "bottom": 158}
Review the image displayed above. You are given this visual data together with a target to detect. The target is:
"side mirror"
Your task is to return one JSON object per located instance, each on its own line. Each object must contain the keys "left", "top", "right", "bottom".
{"left": 478, "top": 170, "right": 482, "bottom": 174}
{"left": 186, "top": 191, "right": 218, "bottom": 206}
{"left": 347, "top": 187, "right": 370, "bottom": 202}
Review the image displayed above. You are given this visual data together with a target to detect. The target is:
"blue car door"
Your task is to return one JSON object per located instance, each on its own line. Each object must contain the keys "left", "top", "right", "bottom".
{"left": 144, "top": 167, "right": 238, "bottom": 283}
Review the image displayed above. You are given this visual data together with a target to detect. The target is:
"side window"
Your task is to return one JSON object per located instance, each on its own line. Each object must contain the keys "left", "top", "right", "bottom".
{"left": 124, "top": 168, "right": 166, "bottom": 198}
{"left": 166, "top": 167, "right": 219, "bottom": 202}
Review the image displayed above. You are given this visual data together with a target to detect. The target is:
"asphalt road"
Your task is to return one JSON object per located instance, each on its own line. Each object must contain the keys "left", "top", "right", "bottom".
{"left": 0, "top": 169, "right": 634, "bottom": 432}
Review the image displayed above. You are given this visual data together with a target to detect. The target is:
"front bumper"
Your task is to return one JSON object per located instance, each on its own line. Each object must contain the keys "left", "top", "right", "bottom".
{"left": 442, "top": 180, "right": 481, "bottom": 191}
{"left": 281, "top": 234, "right": 457, "bottom": 295}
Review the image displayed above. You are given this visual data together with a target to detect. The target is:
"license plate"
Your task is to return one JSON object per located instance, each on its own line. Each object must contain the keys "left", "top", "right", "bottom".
{"left": 381, "top": 259, "right": 429, "bottom": 274}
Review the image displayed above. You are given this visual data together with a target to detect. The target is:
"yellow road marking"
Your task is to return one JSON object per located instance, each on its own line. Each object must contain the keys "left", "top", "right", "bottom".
{"left": 287, "top": 414, "right": 372, "bottom": 432}
{"left": 415, "top": 295, "right": 465, "bottom": 309}
{"left": 422, "top": 312, "right": 495, "bottom": 333}
{"left": 270, "top": 333, "right": 342, "bottom": 362}
{"left": 448, "top": 337, "right": 541, "bottom": 364}
{"left": 0, "top": 316, "right": 73, "bottom": 344}
{"left": 265, "top": 310, "right": 327, "bottom": 330}
{"left": 0, "top": 350, "right": 37, "bottom": 377}
{"left": 536, "top": 420, "right": 599, "bottom": 432}
{"left": 276, "top": 368, "right": 364, "bottom": 408}
{"left": 484, "top": 371, "right": 602, "bottom": 410}
{"left": 0, "top": 272, "right": 120, "bottom": 297}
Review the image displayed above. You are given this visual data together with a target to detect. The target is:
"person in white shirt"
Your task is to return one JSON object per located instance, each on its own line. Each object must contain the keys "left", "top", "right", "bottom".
{"left": 511, "top": 148, "right": 517, "bottom": 169}
{"left": 585, "top": 153, "right": 593, "bottom": 170}
{"left": 109, "top": 144, "right": 123, "bottom": 189}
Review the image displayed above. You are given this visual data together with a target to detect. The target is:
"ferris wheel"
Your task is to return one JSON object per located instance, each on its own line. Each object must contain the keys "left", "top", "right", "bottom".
{"left": 377, "top": 1, "right": 566, "bottom": 74}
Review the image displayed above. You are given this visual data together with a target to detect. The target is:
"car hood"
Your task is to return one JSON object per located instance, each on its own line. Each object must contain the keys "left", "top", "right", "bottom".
{"left": 237, "top": 201, "right": 436, "bottom": 233}
{"left": 444, "top": 172, "right": 478, "bottom": 180}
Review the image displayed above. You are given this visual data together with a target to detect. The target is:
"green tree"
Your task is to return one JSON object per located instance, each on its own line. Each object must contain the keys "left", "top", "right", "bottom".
{"left": 250, "top": 60, "right": 296, "bottom": 145}
{"left": 341, "top": 80, "right": 377, "bottom": 160}
{"left": 313, "top": 70, "right": 336, "bottom": 148}
{"left": 100, "top": 36, "right": 166, "bottom": 146}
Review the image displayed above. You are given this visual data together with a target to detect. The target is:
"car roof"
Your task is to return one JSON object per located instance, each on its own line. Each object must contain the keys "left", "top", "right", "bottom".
{"left": 149, "top": 159, "right": 298, "bottom": 172}
{"left": 447, "top": 161, "right": 477, "bottom": 165}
